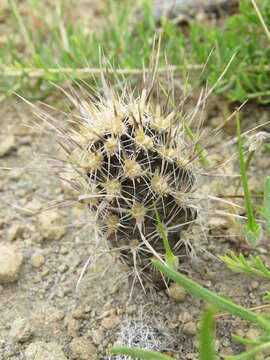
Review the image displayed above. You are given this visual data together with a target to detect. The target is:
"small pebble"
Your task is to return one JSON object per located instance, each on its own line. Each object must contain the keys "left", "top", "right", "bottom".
{"left": 91, "top": 328, "right": 103, "bottom": 345}
{"left": 168, "top": 283, "right": 186, "bottom": 302}
{"left": 58, "top": 263, "right": 68, "bottom": 273}
{"left": 60, "top": 246, "right": 68, "bottom": 255}
{"left": 10, "top": 318, "right": 32, "bottom": 343}
{"left": 70, "top": 337, "right": 98, "bottom": 360}
{"left": 25, "top": 341, "right": 67, "bottom": 360}
{"left": 0, "top": 244, "right": 23, "bottom": 284}
{"left": 183, "top": 321, "right": 197, "bottom": 336}
{"left": 38, "top": 210, "right": 67, "bottom": 241}
{"left": 7, "top": 224, "right": 23, "bottom": 242}
{"left": 41, "top": 266, "right": 50, "bottom": 277}
{"left": 101, "top": 313, "right": 120, "bottom": 330}
{"left": 8, "top": 168, "right": 23, "bottom": 180}
{"left": 251, "top": 281, "right": 259, "bottom": 290}
{"left": 26, "top": 199, "right": 42, "bottom": 215}
{"left": 179, "top": 312, "right": 192, "bottom": 323}
{"left": 31, "top": 253, "right": 45, "bottom": 268}
{"left": 72, "top": 307, "right": 85, "bottom": 320}
{"left": 0, "top": 135, "right": 16, "bottom": 157}
{"left": 17, "top": 145, "right": 31, "bottom": 158}
{"left": 65, "top": 314, "right": 81, "bottom": 338}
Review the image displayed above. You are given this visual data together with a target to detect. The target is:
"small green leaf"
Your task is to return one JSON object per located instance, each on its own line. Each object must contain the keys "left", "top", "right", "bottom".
{"left": 221, "top": 252, "right": 270, "bottom": 280}
{"left": 244, "top": 222, "right": 263, "bottom": 247}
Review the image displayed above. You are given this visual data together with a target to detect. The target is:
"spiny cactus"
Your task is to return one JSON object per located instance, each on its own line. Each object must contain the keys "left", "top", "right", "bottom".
{"left": 34, "top": 57, "right": 204, "bottom": 288}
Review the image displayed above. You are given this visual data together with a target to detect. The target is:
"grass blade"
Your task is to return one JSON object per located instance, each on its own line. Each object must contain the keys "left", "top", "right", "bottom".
{"left": 8, "top": 0, "right": 36, "bottom": 57}
{"left": 109, "top": 346, "right": 175, "bottom": 360}
{"left": 223, "top": 341, "right": 270, "bottom": 360}
{"left": 236, "top": 111, "right": 262, "bottom": 247}
{"left": 199, "top": 306, "right": 216, "bottom": 360}
{"left": 184, "top": 123, "right": 211, "bottom": 168}
{"left": 153, "top": 202, "right": 178, "bottom": 270}
{"left": 152, "top": 259, "right": 270, "bottom": 332}
{"left": 264, "top": 176, "right": 270, "bottom": 235}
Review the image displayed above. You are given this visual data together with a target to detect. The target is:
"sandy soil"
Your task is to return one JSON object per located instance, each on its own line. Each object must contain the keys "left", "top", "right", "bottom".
{"left": 1, "top": 1, "right": 270, "bottom": 359}
{"left": 0, "top": 95, "right": 270, "bottom": 360}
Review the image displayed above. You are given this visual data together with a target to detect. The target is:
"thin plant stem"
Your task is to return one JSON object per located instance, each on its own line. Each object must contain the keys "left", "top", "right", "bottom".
{"left": 236, "top": 111, "right": 262, "bottom": 246}
{"left": 251, "top": 0, "right": 270, "bottom": 43}
{"left": 8, "top": 0, "right": 36, "bottom": 57}
{"left": 1, "top": 65, "right": 203, "bottom": 79}
{"left": 152, "top": 259, "right": 270, "bottom": 333}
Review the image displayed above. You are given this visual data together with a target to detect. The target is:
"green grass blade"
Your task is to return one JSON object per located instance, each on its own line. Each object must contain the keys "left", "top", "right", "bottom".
{"left": 109, "top": 346, "right": 175, "bottom": 360}
{"left": 199, "top": 307, "right": 216, "bottom": 360}
{"left": 152, "top": 259, "right": 270, "bottom": 332}
{"left": 264, "top": 176, "right": 270, "bottom": 235}
{"left": 223, "top": 341, "right": 270, "bottom": 360}
{"left": 265, "top": 144, "right": 270, "bottom": 154}
{"left": 153, "top": 202, "right": 178, "bottom": 270}
{"left": 8, "top": 0, "right": 36, "bottom": 57}
{"left": 158, "top": 82, "right": 211, "bottom": 168}
{"left": 231, "top": 333, "right": 260, "bottom": 346}
{"left": 236, "top": 111, "right": 262, "bottom": 247}
{"left": 184, "top": 123, "right": 211, "bottom": 168}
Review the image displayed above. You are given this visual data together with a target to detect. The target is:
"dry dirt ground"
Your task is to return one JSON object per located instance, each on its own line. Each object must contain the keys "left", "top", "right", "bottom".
{"left": 1, "top": 1, "right": 270, "bottom": 359}
{"left": 0, "top": 95, "right": 270, "bottom": 360}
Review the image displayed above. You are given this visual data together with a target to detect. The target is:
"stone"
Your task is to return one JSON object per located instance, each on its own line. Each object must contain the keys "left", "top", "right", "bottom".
{"left": 101, "top": 313, "right": 120, "bottom": 330}
{"left": 208, "top": 216, "right": 228, "bottom": 228}
{"left": 58, "top": 263, "right": 68, "bottom": 273}
{"left": 41, "top": 266, "right": 50, "bottom": 277}
{"left": 65, "top": 314, "right": 81, "bottom": 337}
{"left": 17, "top": 145, "right": 31, "bottom": 158}
{"left": 72, "top": 307, "right": 85, "bottom": 320}
{"left": 60, "top": 246, "right": 68, "bottom": 255}
{"left": 178, "top": 311, "right": 192, "bottom": 323}
{"left": 251, "top": 281, "right": 259, "bottom": 290}
{"left": 0, "top": 244, "right": 23, "bottom": 283}
{"left": 31, "top": 252, "right": 45, "bottom": 268}
{"left": 169, "top": 283, "right": 186, "bottom": 302}
{"left": 91, "top": 328, "right": 103, "bottom": 345}
{"left": 7, "top": 224, "right": 23, "bottom": 242}
{"left": 183, "top": 321, "right": 197, "bottom": 336}
{"left": 0, "top": 135, "right": 16, "bottom": 157}
{"left": 8, "top": 168, "right": 24, "bottom": 180}
{"left": 26, "top": 199, "right": 42, "bottom": 215}
{"left": 38, "top": 210, "right": 67, "bottom": 241}
{"left": 25, "top": 341, "right": 67, "bottom": 360}
{"left": 10, "top": 318, "right": 32, "bottom": 343}
{"left": 70, "top": 337, "right": 98, "bottom": 360}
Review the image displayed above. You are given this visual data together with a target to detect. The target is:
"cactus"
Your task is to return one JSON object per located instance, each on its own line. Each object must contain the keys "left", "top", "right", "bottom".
{"left": 36, "top": 58, "right": 201, "bottom": 288}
